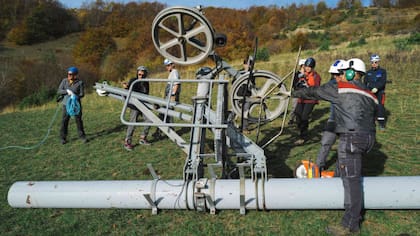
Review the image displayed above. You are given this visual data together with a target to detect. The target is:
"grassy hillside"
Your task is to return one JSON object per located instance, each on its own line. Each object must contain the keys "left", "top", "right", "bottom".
{"left": 0, "top": 33, "right": 419, "bottom": 235}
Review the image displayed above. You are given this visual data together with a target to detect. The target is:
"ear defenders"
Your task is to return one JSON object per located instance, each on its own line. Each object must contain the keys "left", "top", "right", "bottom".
{"left": 345, "top": 69, "right": 355, "bottom": 81}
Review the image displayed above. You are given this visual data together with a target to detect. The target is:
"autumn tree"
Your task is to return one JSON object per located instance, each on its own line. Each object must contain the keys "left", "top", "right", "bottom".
{"left": 72, "top": 28, "right": 116, "bottom": 70}
{"left": 396, "top": 0, "right": 420, "bottom": 8}
{"left": 6, "top": 1, "right": 79, "bottom": 45}
{"left": 372, "top": 0, "right": 392, "bottom": 8}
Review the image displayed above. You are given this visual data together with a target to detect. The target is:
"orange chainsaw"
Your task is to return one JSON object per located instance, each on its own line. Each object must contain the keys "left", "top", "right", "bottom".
{"left": 294, "top": 160, "right": 335, "bottom": 178}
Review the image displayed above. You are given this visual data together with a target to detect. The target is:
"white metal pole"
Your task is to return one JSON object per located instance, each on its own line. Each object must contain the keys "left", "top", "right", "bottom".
{"left": 8, "top": 177, "right": 420, "bottom": 210}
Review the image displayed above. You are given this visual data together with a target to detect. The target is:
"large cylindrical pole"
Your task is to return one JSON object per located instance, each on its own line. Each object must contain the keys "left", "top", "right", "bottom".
{"left": 8, "top": 177, "right": 420, "bottom": 210}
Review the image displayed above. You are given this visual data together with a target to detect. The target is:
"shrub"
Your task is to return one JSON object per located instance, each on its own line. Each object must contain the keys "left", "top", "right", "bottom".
{"left": 18, "top": 88, "right": 56, "bottom": 109}
{"left": 347, "top": 37, "right": 367, "bottom": 48}
{"left": 319, "top": 39, "right": 330, "bottom": 51}
{"left": 256, "top": 47, "right": 270, "bottom": 61}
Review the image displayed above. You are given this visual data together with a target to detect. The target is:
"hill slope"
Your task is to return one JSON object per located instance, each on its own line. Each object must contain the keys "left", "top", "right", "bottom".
{"left": 0, "top": 34, "right": 419, "bottom": 234}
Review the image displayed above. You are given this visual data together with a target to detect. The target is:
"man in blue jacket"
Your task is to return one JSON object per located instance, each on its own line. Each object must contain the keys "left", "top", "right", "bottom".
{"left": 364, "top": 54, "right": 387, "bottom": 130}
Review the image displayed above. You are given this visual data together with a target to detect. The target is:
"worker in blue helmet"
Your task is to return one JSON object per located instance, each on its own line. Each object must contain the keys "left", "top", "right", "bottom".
{"left": 57, "top": 66, "right": 88, "bottom": 144}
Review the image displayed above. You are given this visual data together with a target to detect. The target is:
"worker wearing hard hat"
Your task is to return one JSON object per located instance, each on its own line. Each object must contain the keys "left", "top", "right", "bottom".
{"left": 364, "top": 54, "right": 387, "bottom": 131}
{"left": 279, "top": 58, "right": 378, "bottom": 234}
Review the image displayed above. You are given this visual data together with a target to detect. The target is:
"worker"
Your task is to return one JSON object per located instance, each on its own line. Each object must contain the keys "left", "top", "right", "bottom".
{"left": 288, "top": 58, "right": 306, "bottom": 125}
{"left": 122, "top": 66, "right": 151, "bottom": 151}
{"left": 364, "top": 54, "right": 387, "bottom": 130}
{"left": 315, "top": 59, "right": 344, "bottom": 172}
{"left": 279, "top": 58, "right": 377, "bottom": 234}
{"left": 293, "top": 57, "right": 322, "bottom": 145}
{"left": 57, "top": 66, "right": 88, "bottom": 144}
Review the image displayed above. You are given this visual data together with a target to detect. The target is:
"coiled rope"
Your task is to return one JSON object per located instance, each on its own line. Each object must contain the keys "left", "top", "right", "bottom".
{"left": 66, "top": 95, "right": 80, "bottom": 116}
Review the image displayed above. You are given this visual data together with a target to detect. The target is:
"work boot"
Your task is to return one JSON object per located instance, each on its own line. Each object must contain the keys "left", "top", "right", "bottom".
{"left": 124, "top": 139, "right": 134, "bottom": 151}
{"left": 326, "top": 224, "right": 359, "bottom": 236}
{"left": 80, "top": 136, "right": 89, "bottom": 143}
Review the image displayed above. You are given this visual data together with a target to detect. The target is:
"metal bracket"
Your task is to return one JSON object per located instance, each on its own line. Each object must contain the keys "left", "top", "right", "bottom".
{"left": 143, "top": 194, "right": 158, "bottom": 215}
{"left": 144, "top": 163, "right": 160, "bottom": 215}
{"left": 195, "top": 178, "right": 208, "bottom": 212}
{"left": 207, "top": 164, "right": 218, "bottom": 214}
{"left": 239, "top": 165, "right": 246, "bottom": 215}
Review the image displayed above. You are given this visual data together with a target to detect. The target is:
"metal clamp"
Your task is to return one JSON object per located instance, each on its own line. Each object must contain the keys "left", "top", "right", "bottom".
{"left": 239, "top": 165, "right": 246, "bottom": 215}
{"left": 143, "top": 163, "right": 160, "bottom": 215}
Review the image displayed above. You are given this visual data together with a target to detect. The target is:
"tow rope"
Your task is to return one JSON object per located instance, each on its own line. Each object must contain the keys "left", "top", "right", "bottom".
{"left": 0, "top": 103, "right": 61, "bottom": 150}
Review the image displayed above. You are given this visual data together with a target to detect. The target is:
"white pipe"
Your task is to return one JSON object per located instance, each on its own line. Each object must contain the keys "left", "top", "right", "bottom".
{"left": 8, "top": 177, "right": 420, "bottom": 210}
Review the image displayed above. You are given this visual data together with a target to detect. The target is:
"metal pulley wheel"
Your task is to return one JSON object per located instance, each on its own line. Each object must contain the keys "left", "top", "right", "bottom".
{"left": 230, "top": 70, "right": 288, "bottom": 123}
{"left": 152, "top": 6, "right": 215, "bottom": 66}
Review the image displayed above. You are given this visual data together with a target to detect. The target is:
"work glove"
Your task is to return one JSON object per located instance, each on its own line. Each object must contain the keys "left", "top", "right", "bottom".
{"left": 66, "top": 89, "right": 74, "bottom": 96}
{"left": 371, "top": 88, "right": 378, "bottom": 93}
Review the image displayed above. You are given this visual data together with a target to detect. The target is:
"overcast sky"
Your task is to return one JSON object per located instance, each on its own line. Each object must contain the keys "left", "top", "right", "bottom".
{"left": 59, "top": 0, "right": 371, "bottom": 9}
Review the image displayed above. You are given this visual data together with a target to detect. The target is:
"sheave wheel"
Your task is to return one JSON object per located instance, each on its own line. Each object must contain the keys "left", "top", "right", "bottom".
{"left": 230, "top": 70, "right": 288, "bottom": 123}
{"left": 152, "top": 6, "right": 215, "bottom": 66}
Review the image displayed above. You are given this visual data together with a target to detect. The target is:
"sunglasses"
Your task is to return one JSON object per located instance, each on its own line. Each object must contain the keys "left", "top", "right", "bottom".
{"left": 68, "top": 73, "right": 75, "bottom": 76}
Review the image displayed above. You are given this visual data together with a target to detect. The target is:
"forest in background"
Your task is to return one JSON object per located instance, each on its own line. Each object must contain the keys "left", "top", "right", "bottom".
{"left": 0, "top": 0, "right": 419, "bottom": 111}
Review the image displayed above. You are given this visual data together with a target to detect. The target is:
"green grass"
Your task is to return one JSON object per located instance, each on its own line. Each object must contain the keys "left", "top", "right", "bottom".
{"left": 1, "top": 39, "right": 419, "bottom": 235}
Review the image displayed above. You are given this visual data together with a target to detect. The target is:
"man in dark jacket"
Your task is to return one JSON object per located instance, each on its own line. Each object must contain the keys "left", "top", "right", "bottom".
{"left": 122, "top": 66, "right": 151, "bottom": 151}
{"left": 280, "top": 58, "right": 377, "bottom": 234}
{"left": 364, "top": 54, "right": 387, "bottom": 130}
{"left": 57, "top": 66, "right": 87, "bottom": 144}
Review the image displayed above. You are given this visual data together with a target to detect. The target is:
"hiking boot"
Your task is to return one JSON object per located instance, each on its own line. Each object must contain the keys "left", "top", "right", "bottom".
{"left": 81, "top": 136, "right": 89, "bottom": 143}
{"left": 139, "top": 138, "right": 151, "bottom": 145}
{"left": 326, "top": 224, "right": 359, "bottom": 236}
{"left": 124, "top": 140, "right": 134, "bottom": 151}
{"left": 61, "top": 138, "right": 67, "bottom": 145}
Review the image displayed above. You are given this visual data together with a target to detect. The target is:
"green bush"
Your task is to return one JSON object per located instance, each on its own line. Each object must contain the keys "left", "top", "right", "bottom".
{"left": 319, "top": 39, "right": 330, "bottom": 51}
{"left": 393, "top": 33, "right": 420, "bottom": 51}
{"left": 256, "top": 47, "right": 270, "bottom": 61}
{"left": 18, "top": 88, "right": 56, "bottom": 109}
{"left": 347, "top": 37, "right": 367, "bottom": 48}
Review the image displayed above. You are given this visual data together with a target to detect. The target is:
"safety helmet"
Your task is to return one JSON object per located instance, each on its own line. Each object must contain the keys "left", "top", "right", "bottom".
{"left": 298, "top": 59, "right": 306, "bottom": 66}
{"left": 137, "top": 65, "right": 148, "bottom": 77}
{"left": 348, "top": 58, "right": 366, "bottom": 73}
{"left": 370, "top": 54, "right": 380, "bottom": 62}
{"left": 196, "top": 67, "right": 212, "bottom": 77}
{"left": 328, "top": 59, "right": 344, "bottom": 74}
{"left": 67, "top": 66, "right": 78, "bottom": 74}
{"left": 163, "top": 58, "right": 173, "bottom": 65}
{"left": 304, "top": 57, "right": 316, "bottom": 68}
{"left": 338, "top": 60, "right": 349, "bottom": 71}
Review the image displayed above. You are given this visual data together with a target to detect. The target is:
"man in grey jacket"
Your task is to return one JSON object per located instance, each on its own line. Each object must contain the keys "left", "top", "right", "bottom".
{"left": 280, "top": 58, "right": 377, "bottom": 234}
{"left": 57, "top": 66, "right": 87, "bottom": 144}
